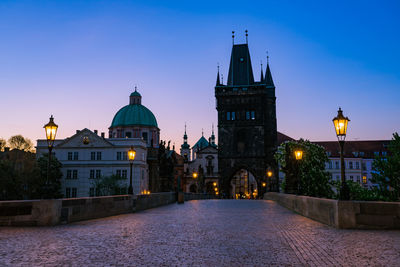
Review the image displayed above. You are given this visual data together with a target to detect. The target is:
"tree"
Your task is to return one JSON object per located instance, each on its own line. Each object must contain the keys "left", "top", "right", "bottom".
{"left": 0, "top": 138, "right": 6, "bottom": 151}
{"left": 91, "top": 175, "right": 127, "bottom": 196}
{"left": 275, "top": 139, "right": 334, "bottom": 198}
{"left": 28, "top": 154, "right": 63, "bottom": 199}
{"left": 8, "top": 135, "right": 34, "bottom": 152}
{"left": 371, "top": 132, "right": 400, "bottom": 201}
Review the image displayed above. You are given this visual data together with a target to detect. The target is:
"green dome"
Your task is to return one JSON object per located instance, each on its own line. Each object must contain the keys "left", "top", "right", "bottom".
{"left": 130, "top": 91, "right": 141, "bottom": 97}
{"left": 111, "top": 104, "right": 158, "bottom": 128}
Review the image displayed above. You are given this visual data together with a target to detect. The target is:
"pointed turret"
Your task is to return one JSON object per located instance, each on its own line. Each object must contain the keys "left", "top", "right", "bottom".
{"left": 260, "top": 62, "right": 264, "bottom": 82}
{"left": 265, "top": 63, "right": 275, "bottom": 87}
{"left": 216, "top": 66, "right": 221, "bottom": 86}
{"left": 227, "top": 43, "right": 254, "bottom": 86}
{"left": 210, "top": 124, "right": 217, "bottom": 148}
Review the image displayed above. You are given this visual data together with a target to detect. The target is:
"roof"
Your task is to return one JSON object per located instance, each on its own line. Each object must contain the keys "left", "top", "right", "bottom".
{"left": 227, "top": 44, "right": 255, "bottom": 86}
{"left": 193, "top": 136, "right": 209, "bottom": 150}
{"left": 277, "top": 132, "right": 294, "bottom": 144}
{"left": 130, "top": 91, "right": 141, "bottom": 97}
{"left": 265, "top": 63, "right": 274, "bottom": 87}
{"left": 314, "top": 140, "right": 390, "bottom": 158}
{"left": 110, "top": 104, "right": 158, "bottom": 128}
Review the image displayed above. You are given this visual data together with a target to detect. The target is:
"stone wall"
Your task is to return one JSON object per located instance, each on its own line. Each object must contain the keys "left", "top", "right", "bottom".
{"left": 265, "top": 192, "right": 400, "bottom": 229}
{"left": 0, "top": 192, "right": 217, "bottom": 226}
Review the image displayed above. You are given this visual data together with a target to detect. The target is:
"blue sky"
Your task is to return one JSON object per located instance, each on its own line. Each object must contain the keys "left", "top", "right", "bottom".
{"left": 1, "top": 0, "right": 399, "bottom": 148}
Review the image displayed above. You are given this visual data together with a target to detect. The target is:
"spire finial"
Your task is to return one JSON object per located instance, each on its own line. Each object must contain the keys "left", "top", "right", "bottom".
{"left": 260, "top": 60, "right": 264, "bottom": 82}
{"left": 221, "top": 74, "right": 224, "bottom": 84}
{"left": 232, "top": 31, "right": 235, "bottom": 45}
{"left": 216, "top": 63, "right": 221, "bottom": 86}
{"left": 185, "top": 122, "right": 187, "bottom": 134}
{"left": 245, "top": 29, "right": 248, "bottom": 44}
{"left": 266, "top": 51, "right": 269, "bottom": 64}
{"left": 212, "top": 123, "right": 214, "bottom": 134}
{"left": 202, "top": 128, "right": 204, "bottom": 137}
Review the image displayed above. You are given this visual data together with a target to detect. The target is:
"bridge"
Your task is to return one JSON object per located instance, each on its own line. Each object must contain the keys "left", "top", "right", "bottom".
{"left": 1, "top": 199, "right": 399, "bottom": 266}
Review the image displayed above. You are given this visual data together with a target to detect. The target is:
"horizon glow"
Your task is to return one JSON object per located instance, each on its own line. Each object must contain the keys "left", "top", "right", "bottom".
{"left": 1, "top": 1, "right": 399, "bottom": 150}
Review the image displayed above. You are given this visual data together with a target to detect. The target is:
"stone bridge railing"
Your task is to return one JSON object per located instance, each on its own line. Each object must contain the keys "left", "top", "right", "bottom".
{"left": 0, "top": 192, "right": 217, "bottom": 226}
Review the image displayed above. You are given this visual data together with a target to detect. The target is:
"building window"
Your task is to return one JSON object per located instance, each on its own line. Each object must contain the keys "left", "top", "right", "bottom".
{"left": 97, "top": 152, "right": 102, "bottom": 160}
{"left": 335, "top": 161, "right": 339, "bottom": 169}
{"left": 362, "top": 162, "right": 366, "bottom": 171}
{"left": 362, "top": 176, "right": 367, "bottom": 184}
{"left": 66, "top": 188, "right": 71, "bottom": 198}
{"left": 91, "top": 152, "right": 96, "bottom": 160}
{"left": 328, "top": 161, "right": 332, "bottom": 169}
{"left": 66, "top": 170, "right": 72, "bottom": 179}
{"left": 357, "top": 176, "right": 360, "bottom": 183}
{"left": 117, "top": 152, "right": 122, "bottom": 160}
{"left": 73, "top": 170, "right": 78, "bottom": 179}
{"left": 359, "top": 152, "right": 365, "bottom": 157}
{"left": 356, "top": 162, "right": 360, "bottom": 169}
{"left": 89, "top": 188, "right": 95, "bottom": 197}
{"left": 73, "top": 152, "right": 79, "bottom": 160}
{"left": 90, "top": 170, "right": 95, "bottom": 179}
{"left": 72, "top": 188, "right": 77, "bottom": 198}
{"left": 123, "top": 152, "right": 127, "bottom": 160}
{"left": 382, "top": 151, "right": 387, "bottom": 157}
{"left": 246, "top": 111, "right": 250, "bottom": 120}
{"left": 349, "top": 175, "right": 353, "bottom": 181}
{"left": 227, "top": 112, "right": 231, "bottom": 120}
{"left": 67, "top": 152, "right": 73, "bottom": 160}
{"left": 142, "top": 132, "right": 148, "bottom": 143}
{"left": 251, "top": 111, "right": 255, "bottom": 120}
{"left": 374, "top": 151, "right": 379, "bottom": 157}
{"left": 116, "top": 170, "right": 121, "bottom": 178}
{"left": 349, "top": 162, "right": 353, "bottom": 169}
{"left": 96, "top": 170, "right": 101, "bottom": 179}
{"left": 122, "top": 170, "right": 127, "bottom": 179}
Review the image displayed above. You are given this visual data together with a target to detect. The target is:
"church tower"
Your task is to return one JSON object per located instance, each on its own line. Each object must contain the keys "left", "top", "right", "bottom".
{"left": 180, "top": 124, "right": 191, "bottom": 162}
{"left": 215, "top": 32, "right": 278, "bottom": 197}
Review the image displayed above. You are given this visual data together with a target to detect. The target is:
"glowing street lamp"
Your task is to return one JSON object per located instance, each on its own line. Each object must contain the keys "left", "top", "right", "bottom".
{"left": 192, "top": 172, "right": 198, "bottom": 179}
{"left": 128, "top": 146, "right": 136, "bottom": 194}
{"left": 43, "top": 115, "right": 58, "bottom": 197}
{"left": 333, "top": 108, "right": 350, "bottom": 200}
{"left": 262, "top": 182, "right": 266, "bottom": 187}
{"left": 294, "top": 150, "right": 303, "bottom": 160}
{"left": 213, "top": 182, "right": 217, "bottom": 187}
{"left": 267, "top": 171, "right": 273, "bottom": 177}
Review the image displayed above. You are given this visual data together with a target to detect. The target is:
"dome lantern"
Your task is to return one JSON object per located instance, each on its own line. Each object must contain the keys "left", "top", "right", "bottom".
{"left": 130, "top": 86, "right": 142, "bottom": 105}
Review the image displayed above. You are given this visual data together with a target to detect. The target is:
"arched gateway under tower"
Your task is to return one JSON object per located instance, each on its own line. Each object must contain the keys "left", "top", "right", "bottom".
{"left": 215, "top": 37, "right": 278, "bottom": 198}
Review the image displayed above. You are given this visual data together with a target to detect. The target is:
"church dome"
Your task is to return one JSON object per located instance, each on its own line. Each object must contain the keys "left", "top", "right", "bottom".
{"left": 110, "top": 90, "right": 158, "bottom": 128}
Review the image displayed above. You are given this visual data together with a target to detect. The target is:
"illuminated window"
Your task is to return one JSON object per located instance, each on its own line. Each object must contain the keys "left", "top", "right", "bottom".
{"left": 232, "top": 112, "right": 236, "bottom": 120}
{"left": 362, "top": 176, "right": 367, "bottom": 184}
{"left": 251, "top": 111, "right": 255, "bottom": 120}
{"left": 227, "top": 112, "right": 231, "bottom": 120}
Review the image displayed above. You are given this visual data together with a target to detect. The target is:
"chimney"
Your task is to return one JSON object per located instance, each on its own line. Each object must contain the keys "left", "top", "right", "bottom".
{"left": 101, "top": 132, "right": 105, "bottom": 138}
{"left": 94, "top": 130, "right": 98, "bottom": 135}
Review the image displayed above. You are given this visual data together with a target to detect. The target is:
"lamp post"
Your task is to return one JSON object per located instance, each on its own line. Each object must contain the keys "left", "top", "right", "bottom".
{"left": 294, "top": 149, "right": 303, "bottom": 194}
{"left": 43, "top": 115, "right": 58, "bottom": 197}
{"left": 128, "top": 146, "right": 136, "bottom": 195}
{"left": 333, "top": 108, "right": 350, "bottom": 200}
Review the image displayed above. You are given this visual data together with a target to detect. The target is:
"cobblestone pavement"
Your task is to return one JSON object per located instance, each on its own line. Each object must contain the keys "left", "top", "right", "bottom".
{"left": 1, "top": 200, "right": 400, "bottom": 267}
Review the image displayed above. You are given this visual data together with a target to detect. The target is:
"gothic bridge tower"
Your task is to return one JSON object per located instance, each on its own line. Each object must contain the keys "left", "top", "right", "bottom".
{"left": 215, "top": 34, "right": 278, "bottom": 198}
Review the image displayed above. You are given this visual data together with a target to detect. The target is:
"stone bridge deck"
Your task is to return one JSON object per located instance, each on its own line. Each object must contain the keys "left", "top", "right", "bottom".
{"left": 1, "top": 200, "right": 399, "bottom": 266}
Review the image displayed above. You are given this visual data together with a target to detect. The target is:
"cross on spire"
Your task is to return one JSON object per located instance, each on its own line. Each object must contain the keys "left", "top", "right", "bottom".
{"left": 232, "top": 31, "right": 235, "bottom": 45}
{"left": 245, "top": 29, "right": 248, "bottom": 44}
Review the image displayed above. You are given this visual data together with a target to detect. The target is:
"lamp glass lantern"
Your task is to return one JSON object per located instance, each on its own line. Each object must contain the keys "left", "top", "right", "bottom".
{"left": 332, "top": 108, "right": 350, "bottom": 142}
{"left": 267, "top": 171, "right": 273, "bottom": 177}
{"left": 193, "top": 172, "right": 198, "bottom": 179}
{"left": 128, "top": 147, "right": 136, "bottom": 161}
{"left": 294, "top": 150, "right": 303, "bottom": 160}
{"left": 44, "top": 115, "right": 58, "bottom": 148}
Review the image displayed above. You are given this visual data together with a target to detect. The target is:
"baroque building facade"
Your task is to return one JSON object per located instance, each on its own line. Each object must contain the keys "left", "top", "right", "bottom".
{"left": 36, "top": 89, "right": 159, "bottom": 197}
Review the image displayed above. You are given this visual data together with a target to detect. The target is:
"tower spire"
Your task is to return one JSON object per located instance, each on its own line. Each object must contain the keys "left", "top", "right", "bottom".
{"left": 260, "top": 61, "right": 264, "bottom": 82}
{"left": 265, "top": 53, "right": 275, "bottom": 87}
{"left": 216, "top": 64, "right": 221, "bottom": 86}
{"left": 245, "top": 29, "right": 248, "bottom": 44}
{"left": 232, "top": 31, "right": 235, "bottom": 45}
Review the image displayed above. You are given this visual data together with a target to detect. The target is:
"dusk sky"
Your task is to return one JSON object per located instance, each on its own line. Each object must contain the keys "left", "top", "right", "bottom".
{"left": 1, "top": 0, "right": 399, "bottom": 149}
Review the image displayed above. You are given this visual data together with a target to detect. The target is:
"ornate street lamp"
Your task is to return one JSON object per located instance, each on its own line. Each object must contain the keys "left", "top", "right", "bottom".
{"left": 128, "top": 146, "right": 136, "bottom": 194}
{"left": 43, "top": 115, "right": 58, "bottom": 197}
{"left": 333, "top": 108, "right": 350, "bottom": 200}
{"left": 192, "top": 172, "right": 198, "bottom": 179}
{"left": 294, "top": 150, "right": 303, "bottom": 160}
